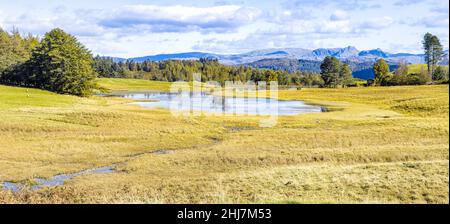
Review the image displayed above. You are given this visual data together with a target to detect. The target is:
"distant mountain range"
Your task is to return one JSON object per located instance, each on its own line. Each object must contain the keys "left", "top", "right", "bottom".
{"left": 111, "top": 47, "right": 449, "bottom": 80}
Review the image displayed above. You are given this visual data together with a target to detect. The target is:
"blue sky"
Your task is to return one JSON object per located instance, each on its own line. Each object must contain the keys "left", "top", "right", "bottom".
{"left": 0, "top": 0, "right": 448, "bottom": 57}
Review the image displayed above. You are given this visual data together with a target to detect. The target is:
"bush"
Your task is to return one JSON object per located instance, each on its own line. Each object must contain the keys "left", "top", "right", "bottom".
{"left": 408, "top": 72, "right": 430, "bottom": 85}
{"left": 432, "top": 66, "right": 449, "bottom": 82}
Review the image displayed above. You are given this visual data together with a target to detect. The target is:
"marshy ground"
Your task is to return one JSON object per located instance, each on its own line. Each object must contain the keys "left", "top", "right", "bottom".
{"left": 0, "top": 79, "right": 448, "bottom": 203}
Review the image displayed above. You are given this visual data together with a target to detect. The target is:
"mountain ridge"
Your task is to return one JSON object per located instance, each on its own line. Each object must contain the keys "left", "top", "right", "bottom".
{"left": 111, "top": 46, "right": 434, "bottom": 65}
{"left": 108, "top": 47, "right": 448, "bottom": 80}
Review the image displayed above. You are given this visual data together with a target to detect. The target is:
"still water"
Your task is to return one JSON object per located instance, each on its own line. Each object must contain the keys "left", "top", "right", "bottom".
{"left": 108, "top": 92, "right": 324, "bottom": 116}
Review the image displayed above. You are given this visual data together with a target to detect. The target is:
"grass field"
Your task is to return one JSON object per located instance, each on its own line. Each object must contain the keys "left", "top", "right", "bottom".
{"left": 97, "top": 78, "right": 173, "bottom": 92}
{"left": 0, "top": 79, "right": 448, "bottom": 203}
{"left": 407, "top": 64, "right": 449, "bottom": 74}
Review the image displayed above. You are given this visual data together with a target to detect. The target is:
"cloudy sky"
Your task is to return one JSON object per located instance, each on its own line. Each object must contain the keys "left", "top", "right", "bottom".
{"left": 0, "top": 0, "right": 448, "bottom": 58}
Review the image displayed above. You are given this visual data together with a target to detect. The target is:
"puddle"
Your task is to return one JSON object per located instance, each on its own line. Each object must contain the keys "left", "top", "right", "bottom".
{"left": 152, "top": 149, "right": 174, "bottom": 155}
{"left": 226, "top": 126, "right": 258, "bottom": 132}
{"left": 2, "top": 182, "right": 21, "bottom": 192}
{"left": 1, "top": 166, "right": 114, "bottom": 192}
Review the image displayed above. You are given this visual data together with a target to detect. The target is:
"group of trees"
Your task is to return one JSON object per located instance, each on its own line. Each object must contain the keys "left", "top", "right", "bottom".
{"left": 1, "top": 27, "right": 331, "bottom": 97}
{"left": 423, "top": 33, "right": 445, "bottom": 75}
{"left": 371, "top": 33, "right": 448, "bottom": 86}
{"left": 319, "top": 56, "right": 354, "bottom": 88}
{"left": 0, "top": 28, "right": 39, "bottom": 74}
{"left": 372, "top": 59, "right": 438, "bottom": 86}
{"left": 93, "top": 56, "right": 327, "bottom": 87}
{"left": 0, "top": 28, "right": 97, "bottom": 96}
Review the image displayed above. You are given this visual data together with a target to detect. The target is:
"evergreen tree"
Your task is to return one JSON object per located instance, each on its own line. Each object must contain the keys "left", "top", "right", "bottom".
{"left": 340, "top": 63, "right": 353, "bottom": 87}
{"left": 27, "top": 28, "right": 97, "bottom": 96}
{"left": 423, "top": 33, "right": 444, "bottom": 76}
{"left": 432, "top": 66, "right": 449, "bottom": 82}
{"left": 0, "top": 28, "right": 37, "bottom": 74}
{"left": 320, "top": 56, "right": 341, "bottom": 88}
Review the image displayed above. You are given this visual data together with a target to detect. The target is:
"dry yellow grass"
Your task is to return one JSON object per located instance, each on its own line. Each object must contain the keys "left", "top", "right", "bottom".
{"left": 0, "top": 81, "right": 448, "bottom": 204}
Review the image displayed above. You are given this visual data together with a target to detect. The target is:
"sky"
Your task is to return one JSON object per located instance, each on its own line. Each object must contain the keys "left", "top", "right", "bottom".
{"left": 0, "top": 0, "right": 448, "bottom": 58}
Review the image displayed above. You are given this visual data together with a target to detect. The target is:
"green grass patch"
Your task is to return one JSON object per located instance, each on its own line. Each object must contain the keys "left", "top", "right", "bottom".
{"left": 0, "top": 85, "right": 79, "bottom": 110}
{"left": 407, "top": 64, "right": 449, "bottom": 74}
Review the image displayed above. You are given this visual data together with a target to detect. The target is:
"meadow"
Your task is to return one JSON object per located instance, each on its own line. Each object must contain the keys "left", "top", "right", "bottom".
{"left": 407, "top": 64, "right": 449, "bottom": 74}
{"left": 0, "top": 79, "right": 448, "bottom": 203}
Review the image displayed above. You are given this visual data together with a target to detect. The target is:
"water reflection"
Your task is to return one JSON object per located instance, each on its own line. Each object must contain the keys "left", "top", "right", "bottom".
{"left": 109, "top": 91, "right": 323, "bottom": 116}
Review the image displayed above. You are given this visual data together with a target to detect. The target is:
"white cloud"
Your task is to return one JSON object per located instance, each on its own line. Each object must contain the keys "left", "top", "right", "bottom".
{"left": 0, "top": 9, "right": 105, "bottom": 37}
{"left": 394, "top": 0, "right": 426, "bottom": 6}
{"left": 430, "top": 6, "right": 449, "bottom": 14}
{"left": 320, "top": 20, "right": 353, "bottom": 33}
{"left": 1, "top": 4, "right": 261, "bottom": 36}
{"left": 330, "top": 10, "right": 349, "bottom": 21}
{"left": 358, "top": 16, "right": 394, "bottom": 29}
{"left": 257, "top": 16, "right": 394, "bottom": 37}
{"left": 264, "top": 8, "right": 316, "bottom": 23}
{"left": 412, "top": 15, "right": 449, "bottom": 28}
{"left": 98, "top": 5, "right": 261, "bottom": 33}
{"left": 2, "top": 1, "right": 447, "bottom": 57}
{"left": 2, "top": 14, "right": 54, "bottom": 35}
{"left": 0, "top": 10, "right": 3, "bottom": 29}
{"left": 286, "top": 0, "right": 381, "bottom": 10}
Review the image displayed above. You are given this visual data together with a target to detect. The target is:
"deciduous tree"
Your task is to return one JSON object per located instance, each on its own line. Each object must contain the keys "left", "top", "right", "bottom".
{"left": 373, "top": 59, "right": 390, "bottom": 86}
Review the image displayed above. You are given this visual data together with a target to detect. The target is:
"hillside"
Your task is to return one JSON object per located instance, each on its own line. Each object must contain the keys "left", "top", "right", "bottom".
{"left": 246, "top": 57, "right": 449, "bottom": 80}
{"left": 407, "top": 64, "right": 449, "bottom": 74}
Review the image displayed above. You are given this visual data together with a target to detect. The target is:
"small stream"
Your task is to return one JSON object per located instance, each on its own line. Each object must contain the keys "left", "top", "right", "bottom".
{"left": 1, "top": 92, "right": 324, "bottom": 192}
{"left": 1, "top": 166, "right": 114, "bottom": 192}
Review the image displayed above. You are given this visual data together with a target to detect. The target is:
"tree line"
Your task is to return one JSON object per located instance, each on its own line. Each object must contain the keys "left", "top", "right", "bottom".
{"left": 93, "top": 56, "right": 333, "bottom": 87}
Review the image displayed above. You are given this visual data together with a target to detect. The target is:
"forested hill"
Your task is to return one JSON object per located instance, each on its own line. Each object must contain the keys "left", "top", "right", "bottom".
{"left": 245, "top": 58, "right": 399, "bottom": 80}
{"left": 244, "top": 59, "right": 322, "bottom": 73}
